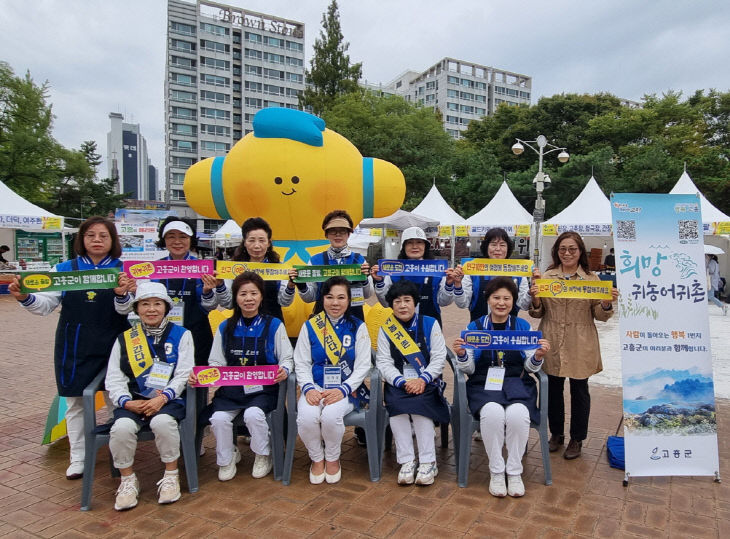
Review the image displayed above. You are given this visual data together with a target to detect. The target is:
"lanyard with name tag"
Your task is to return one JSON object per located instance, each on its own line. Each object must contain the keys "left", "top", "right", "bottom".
{"left": 350, "top": 286, "right": 364, "bottom": 306}
{"left": 484, "top": 350, "right": 505, "bottom": 391}
{"left": 146, "top": 361, "right": 174, "bottom": 390}
{"left": 323, "top": 365, "right": 342, "bottom": 388}
{"left": 402, "top": 364, "right": 419, "bottom": 380}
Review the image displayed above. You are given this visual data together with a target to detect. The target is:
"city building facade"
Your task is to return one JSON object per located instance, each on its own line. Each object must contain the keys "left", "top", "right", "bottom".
{"left": 107, "top": 112, "right": 158, "bottom": 201}
{"left": 165, "top": 0, "right": 305, "bottom": 220}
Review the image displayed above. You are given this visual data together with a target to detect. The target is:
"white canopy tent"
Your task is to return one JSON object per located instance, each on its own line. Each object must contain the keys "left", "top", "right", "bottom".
{"left": 0, "top": 180, "right": 66, "bottom": 262}
{"left": 467, "top": 181, "right": 533, "bottom": 234}
{"left": 358, "top": 209, "right": 440, "bottom": 259}
{"left": 412, "top": 184, "right": 466, "bottom": 225}
{"left": 539, "top": 176, "right": 613, "bottom": 270}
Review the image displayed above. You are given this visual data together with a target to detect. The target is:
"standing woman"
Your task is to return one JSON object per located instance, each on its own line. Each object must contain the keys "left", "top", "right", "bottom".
{"left": 371, "top": 226, "right": 456, "bottom": 327}
{"left": 192, "top": 272, "right": 293, "bottom": 481}
{"left": 221, "top": 217, "right": 296, "bottom": 321}
{"left": 529, "top": 231, "right": 617, "bottom": 460}
{"left": 293, "top": 210, "right": 373, "bottom": 321}
{"left": 116, "top": 217, "right": 229, "bottom": 366}
{"left": 8, "top": 216, "right": 131, "bottom": 479}
{"left": 455, "top": 228, "right": 533, "bottom": 320}
{"left": 453, "top": 277, "right": 549, "bottom": 497}
{"left": 294, "top": 276, "right": 372, "bottom": 484}
{"left": 376, "top": 280, "right": 449, "bottom": 486}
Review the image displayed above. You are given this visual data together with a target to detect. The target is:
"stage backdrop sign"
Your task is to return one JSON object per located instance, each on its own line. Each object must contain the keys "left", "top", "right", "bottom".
{"left": 611, "top": 193, "right": 719, "bottom": 479}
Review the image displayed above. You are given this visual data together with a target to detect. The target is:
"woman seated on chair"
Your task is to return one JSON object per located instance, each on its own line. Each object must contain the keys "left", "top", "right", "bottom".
{"left": 294, "top": 276, "right": 372, "bottom": 484}
{"left": 376, "top": 280, "right": 449, "bottom": 486}
{"left": 190, "top": 272, "right": 292, "bottom": 482}
{"left": 105, "top": 281, "right": 194, "bottom": 511}
{"left": 453, "top": 276, "right": 549, "bottom": 498}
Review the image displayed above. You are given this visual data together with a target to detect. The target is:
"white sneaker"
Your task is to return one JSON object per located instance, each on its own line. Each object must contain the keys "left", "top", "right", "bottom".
{"left": 397, "top": 460, "right": 417, "bottom": 485}
{"left": 157, "top": 471, "right": 181, "bottom": 504}
{"left": 218, "top": 447, "right": 241, "bottom": 481}
{"left": 65, "top": 461, "right": 84, "bottom": 480}
{"left": 114, "top": 474, "right": 139, "bottom": 511}
{"left": 507, "top": 474, "right": 525, "bottom": 497}
{"left": 489, "top": 473, "right": 507, "bottom": 497}
{"left": 473, "top": 431, "right": 483, "bottom": 441}
{"left": 252, "top": 454, "right": 273, "bottom": 478}
{"left": 415, "top": 462, "right": 438, "bottom": 486}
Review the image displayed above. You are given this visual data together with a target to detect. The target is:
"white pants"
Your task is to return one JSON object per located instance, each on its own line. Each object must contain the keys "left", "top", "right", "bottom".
{"left": 297, "top": 395, "right": 353, "bottom": 462}
{"left": 479, "top": 402, "right": 530, "bottom": 475}
{"left": 210, "top": 407, "right": 270, "bottom": 466}
{"left": 66, "top": 392, "right": 114, "bottom": 464}
{"left": 389, "top": 414, "right": 436, "bottom": 464}
{"left": 109, "top": 414, "right": 180, "bottom": 469}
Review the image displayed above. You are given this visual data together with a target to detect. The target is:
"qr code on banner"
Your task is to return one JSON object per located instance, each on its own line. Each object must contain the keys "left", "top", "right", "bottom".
{"left": 678, "top": 219, "right": 698, "bottom": 240}
{"left": 615, "top": 220, "right": 636, "bottom": 240}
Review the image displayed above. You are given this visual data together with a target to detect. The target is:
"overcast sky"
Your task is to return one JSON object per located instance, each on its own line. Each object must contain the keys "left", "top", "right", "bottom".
{"left": 2, "top": 0, "right": 730, "bottom": 184}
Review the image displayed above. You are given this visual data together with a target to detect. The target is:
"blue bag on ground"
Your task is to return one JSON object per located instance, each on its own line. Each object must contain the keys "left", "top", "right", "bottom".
{"left": 606, "top": 435, "right": 625, "bottom": 470}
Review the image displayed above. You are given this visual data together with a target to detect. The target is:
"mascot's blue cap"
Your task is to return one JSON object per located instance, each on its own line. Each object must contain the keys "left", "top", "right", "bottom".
{"left": 253, "top": 108, "right": 326, "bottom": 147}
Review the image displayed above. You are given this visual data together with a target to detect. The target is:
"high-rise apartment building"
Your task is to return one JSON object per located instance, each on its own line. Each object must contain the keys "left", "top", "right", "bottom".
{"left": 367, "top": 58, "right": 532, "bottom": 139}
{"left": 107, "top": 112, "right": 158, "bottom": 201}
{"left": 165, "top": 0, "right": 306, "bottom": 216}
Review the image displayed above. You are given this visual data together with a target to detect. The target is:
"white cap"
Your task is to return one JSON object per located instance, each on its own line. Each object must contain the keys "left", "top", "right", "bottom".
{"left": 162, "top": 221, "right": 194, "bottom": 237}
{"left": 401, "top": 226, "right": 427, "bottom": 247}
{"left": 132, "top": 281, "right": 174, "bottom": 309}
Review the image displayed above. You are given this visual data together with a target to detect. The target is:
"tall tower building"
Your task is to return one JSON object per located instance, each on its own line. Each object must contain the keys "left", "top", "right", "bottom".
{"left": 107, "top": 112, "right": 158, "bottom": 201}
{"left": 165, "top": 0, "right": 306, "bottom": 217}
{"left": 368, "top": 58, "right": 532, "bottom": 139}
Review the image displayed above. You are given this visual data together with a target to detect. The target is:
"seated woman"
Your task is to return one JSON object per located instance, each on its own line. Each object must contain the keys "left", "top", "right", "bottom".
{"left": 105, "top": 281, "right": 194, "bottom": 511}
{"left": 376, "top": 280, "right": 449, "bottom": 486}
{"left": 192, "top": 272, "right": 293, "bottom": 481}
{"left": 453, "top": 276, "right": 549, "bottom": 498}
{"left": 294, "top": 276, "right": 372, "bottom": 484}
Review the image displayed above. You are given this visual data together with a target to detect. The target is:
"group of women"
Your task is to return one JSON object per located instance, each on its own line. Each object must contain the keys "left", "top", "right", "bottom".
{"left": 8, "top": 209, "right": 616, "bottom": 510}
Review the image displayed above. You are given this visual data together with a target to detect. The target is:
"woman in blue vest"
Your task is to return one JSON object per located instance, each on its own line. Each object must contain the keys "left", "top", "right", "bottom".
{"left": 116, "top": 217, "right": 229, "bottom": 366}
{"left": 454, "top": 228, "right": 533, "bottom": 320}
{"left": 371, "top": 226, "right": 457, "bottom": 327}
{"left": 376, "top": 280, "right": 449, "bottom": 486}
{"left": 193, "top": 272, "right": 293, "bottom": 482}
{"left": 221, "top": 217, "right": 296, "bottom": 322}
{"left": 293, "top": 210, "right": 373, "bottom": 321}
{"left": 105, "top": 281, "right": 194, "bottom": 510}
{"left": 8, "top": 216, "right": 131, "bottom": 479}
{"left": 294, "top": 276, "right": 372, "bottom": 484}
{"left": 453, "top": 276, "right": 550, "bottom": 498}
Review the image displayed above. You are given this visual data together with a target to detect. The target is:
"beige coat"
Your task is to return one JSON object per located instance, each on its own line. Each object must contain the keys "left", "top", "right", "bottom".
{"left": 528, "top": 267, "right": 613, "bottom": 379}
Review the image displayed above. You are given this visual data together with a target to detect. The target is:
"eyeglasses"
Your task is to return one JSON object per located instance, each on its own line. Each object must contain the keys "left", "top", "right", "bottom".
{"left": 558, "top": 247, "right": 579, "bottom": 254}
{"left": 327, "top": 228, "right": 350, "bottom": 236}
{"left": 84, "top": 233, "right": 110, "bottom": 240}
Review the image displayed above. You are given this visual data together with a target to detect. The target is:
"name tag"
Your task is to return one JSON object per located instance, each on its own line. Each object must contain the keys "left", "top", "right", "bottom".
{"left": 244, "top": 384, "right": 264, "bottom": 394}
{"left": 351, "top": 286, "right": 364, "bottom": 306}
{"left": 146, "top": 361, "right": 174, "bottom": 390}
{"left": 168, "top": 304, "right": 184, "bottom": 326}
{"left": 484, "top": 366, "right": 505, "bottom": 391}
{"left": 402, "top": 365, "right": 418, "bottom": 380}
{"left": 323, "top": 365, "right": 342, "bottom": 388}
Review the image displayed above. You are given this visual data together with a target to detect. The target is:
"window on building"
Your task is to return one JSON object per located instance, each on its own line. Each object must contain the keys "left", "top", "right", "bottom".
{"left": 264, "top": 84, "right": 284, "bottom": 96}
{"left": 200, "top": 22, "right": 228, "bottom": 36}
{"left": 519, "top": 91, "right": 531, "bottom": 99}
{"left": 233, "top": 129, "right": 242, "bottom": 140}
{"left": 171, "top": 156, "right": 194, "bottom": 168}
{"left": 475, "top": 95, "right": 486, "bottom": 103}
{"left": 233, "top": 113, "right": 242, "bottom": 124}
{"left": 170, "top": 22, "right": 195, "bottom": 36}
{"left": 233, "top": 97, "right": 241, "bottom": 109}
{"left": 200, "top": 107, "right": 230, "bottom": 120}
{"left": 232, "top": 32, "right": 241, "bottom": 44}
{"left": 446, "top": 115, "right": 459, "bottom": 124}
{"left": 173, "top": 140, "right": 196, "bottom": 152}
{"left": 201, "top": 73, "right": 229, "bottom": 87}
{"left": 460, "top": 92, "right": 474, "bottom": 101}
{"left": 475, "top": 107, "right": 486, "bottom": 116}
{"left": 263, "top": 52, "right": 284, "bottom": 64}
{"left": 199, "top": 39, "right": 228, "bottom": 53}
{"left": 286, "top": 56, "right": 303, "bottom": 67}
{"left": 246, "top": 65, "right": 262, "bottom": 76}
{"left": 170, "top": 38, "right": 195, "bottom": 53}
{"left": 461, "top": 105, "right": 474, "bottom": 114}
{"left": 200, "top": 56, "right": 230, "bottom": 70}
{"left": 264, "top": 68, "right": 284, "bottom": 80}
{"left": 264, "top": 36, "right": 284, "bottom": 48}
{"left": 446, "top": 102, "right": 459, "bottom": 111}
{"left": 233, "top": 81, "right": 241, "bottom": 92}
{"left": 475, "top": 82, "right": 486, "bottom": 90}
{"left": 170, "top": 56, "right": 195, "bottom": 69}
{"left": 447, "top": 89, "right": 458, "bottom": 98}
{"left": 171, "top": 73, "right": 195, "bottom": 86}
{"left": 172, "top": 123, "right": 196, "bottom": 136}
{"left": 233, "top": 49, "right": 241, "bottom": 60}
{"left": 244, "top": 113, "right": 254, "bottom": 122}
{"left": 201, "top": 140, "right": 229, "bottom": 152}
{"left": 264, "top": 100, "right": 283, "bottom": 108}
{"left": 461, "top": 79, "right": 474, "bottom": 88}
{"left": 245, "top": 97, "right": 263, "bottom": 108}
{"left": 171, "top": 89, "right": 196, "bottom": 103}
{"left": 170, "top": 189, "right": 186, "bottom": 201}
{"left": 200, "top": 90, "right": 230, "bottom": 103}
{"left": 171, "top": 106, "right": 196, "bottom": 119}
{"left": 286, "top": 72, "right": 303, "bottom": 83}
{"left": 200, "top": 124, "right": 230, "bottom": 137}
{"left": 245, "top": 31, "right": 262, "bottom": 43}
{"left": 447, "top": 75, "right": 459, "bottom": 85}
{"left": 286, "top": 40, "right": 304, "bottom": 52}
{"left": 170, "top": 173, "right": 185, "bottom": 185}
{"left": 245, "top": 81, "right": 263, "bottom": 92}
{"left": 245, "top": 48, "right": 263, "bottom": 60}
{"left": 425, "top": 81, "right": 436, "bottom": 90}
{"left": 286, "top": 87, "right": 301, "bottom": 98}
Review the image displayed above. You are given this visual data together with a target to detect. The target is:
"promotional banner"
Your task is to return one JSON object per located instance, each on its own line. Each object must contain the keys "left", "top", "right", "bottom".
{"left": 377, "top": 259, "right": 447, "bottom": 277}
{"left": 124, "top": 259, "right": 214, "bottom": 279}
{"left": 468, "top": 225, "right": 531, "bottom": 238}
{"left": 0, "top": 215, "right": 63, "bottom": 230}
{"left": 462, "top": 258, "right": 533, "bottom": 277}
{"left": 116, "top": 222, "right": 168, "bottom": 261}
{"left": 216, "top": 261, "right": 291, "bottom": 281}
{"left": 611, "top": 193, "right": 719, "bottom": 478}
{"left": 460, "top": 330, "right": 543, "bottom": 350}
{"left": 293, "top": 264, "right": 367, "bottom": 283}
{"left": 191, "top": 365, "right": 279, "bottom": 387}
{"left": 541, "top": 223, "right": 612, "bottom": 236}
{"left": 19, "top": 268, "right": 120, "bottom": 293}
{"left": 534, "top": 278, "right": 613, "bottom": 300}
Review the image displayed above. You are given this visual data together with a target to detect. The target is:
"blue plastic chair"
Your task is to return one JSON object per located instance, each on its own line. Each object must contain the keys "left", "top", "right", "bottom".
{"left": 80, "top": 369, "right": 198, "bottom": 511}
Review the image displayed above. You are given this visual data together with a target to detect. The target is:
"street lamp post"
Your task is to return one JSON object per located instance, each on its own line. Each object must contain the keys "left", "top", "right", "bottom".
{"left": 512, "top": 135, "right": 569, "bottom": 268}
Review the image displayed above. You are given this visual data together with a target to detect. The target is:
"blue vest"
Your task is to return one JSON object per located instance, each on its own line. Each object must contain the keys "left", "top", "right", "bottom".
{"left": 388, "top": 314, "right": 435, "bottom": 374}
{"left": 310, "top": 251, "right": 366, "bottom": 321}
{"left": 390, "top": 276, "right": 442, "bottom": 325}
{"left": 305, "top": 314, "right": 362, "bottom": 388}
{"left": 118, "top": 323, "right": 187, "bottom": 402}
{"left": 219, "top": 315, "right": 280, "bottom": 367}
{"left": 469, "top": 315, "right": 528, "bottom": 378}
{"left": 469, "top": 275, "right": 523, "bottom": 321}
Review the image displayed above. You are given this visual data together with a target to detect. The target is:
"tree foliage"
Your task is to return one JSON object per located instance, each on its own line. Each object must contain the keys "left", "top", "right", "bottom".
{"left": 299, "top": 0, "right": 362, "bottom": 115}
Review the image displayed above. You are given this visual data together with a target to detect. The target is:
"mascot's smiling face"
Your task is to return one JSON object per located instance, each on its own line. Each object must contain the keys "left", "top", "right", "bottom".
{"left": 183, "top": 108, "right": 405, "bottom": 242}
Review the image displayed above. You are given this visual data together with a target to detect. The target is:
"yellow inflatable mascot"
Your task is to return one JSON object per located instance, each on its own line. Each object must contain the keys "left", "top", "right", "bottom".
{"left": 185, "top": 108, "right": 405, "bottom": 335}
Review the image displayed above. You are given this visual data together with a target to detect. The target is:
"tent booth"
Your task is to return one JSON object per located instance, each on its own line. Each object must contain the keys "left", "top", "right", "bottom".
{"left": 212, "top": 219, "right": 242, "bottom": 247}
{"left": 412, "top": 184, "right": 466, "bottom": 264}
{"left": 466, "top": 181, "right": 533, "bottom": 259}
{"left": 358, "top": 209, "right": 440, "bottom": 259}
{"left": 0, "top": 180, "right": 67, "bottom": 265}
{"left": 539, "top": 176, "right": 613, "bottom": 271}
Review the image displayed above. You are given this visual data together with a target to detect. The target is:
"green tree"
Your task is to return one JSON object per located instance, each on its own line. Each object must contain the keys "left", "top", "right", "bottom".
{"left": 0, "top": 62, "right": 59, "bottom": 202}
{"left": 299, "top": 0, "right": 362, "bottom": 115}
{"left": 80, "top": 140, "right": 102, "bottom": 177}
